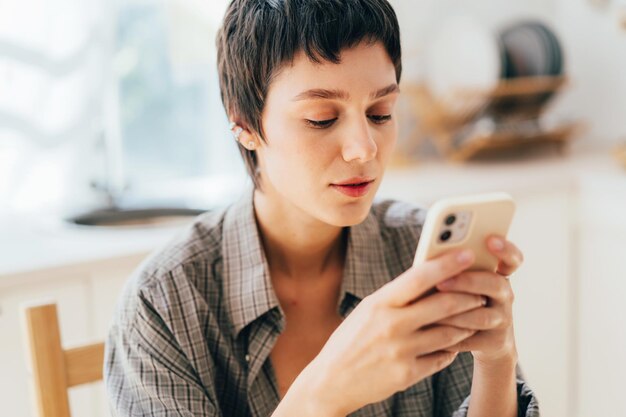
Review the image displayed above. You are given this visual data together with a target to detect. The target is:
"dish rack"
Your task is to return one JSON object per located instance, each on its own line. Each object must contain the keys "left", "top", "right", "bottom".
{"left": 403, "top": 76, "right": 585, "bottom": 161}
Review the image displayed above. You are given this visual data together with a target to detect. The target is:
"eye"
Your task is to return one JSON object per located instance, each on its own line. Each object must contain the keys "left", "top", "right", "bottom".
{"left": 305, "top": 118, "right": 337, "bottom": 129}
{"left": 368, "top": 114, "right": 392, "bottom": 124}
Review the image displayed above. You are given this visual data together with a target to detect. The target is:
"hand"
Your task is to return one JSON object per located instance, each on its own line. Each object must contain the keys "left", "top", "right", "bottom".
{"left": 434, "top": 235, "right": 524, "bottom": 364}
{"left": 294, "top": 249, "right": 484, "bottom": 416}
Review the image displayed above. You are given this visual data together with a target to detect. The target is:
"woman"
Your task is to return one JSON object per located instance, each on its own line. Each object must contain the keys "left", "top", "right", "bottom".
{"left": 104, "top": 1, "right": 539, "bottom": 416}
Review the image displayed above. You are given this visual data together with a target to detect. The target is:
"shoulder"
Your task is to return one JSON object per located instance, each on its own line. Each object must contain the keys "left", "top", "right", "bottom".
{"left": 112, "top": 205, "right": 230, "bottom": 324}
{"left": 371, "top": 198, "right": 428, "bottom": 246}
{"left": 135, "top": 206, "right": 229, "bottom": 289}
{"left": 370, "top": 198, "right": 428, "bottom": 274}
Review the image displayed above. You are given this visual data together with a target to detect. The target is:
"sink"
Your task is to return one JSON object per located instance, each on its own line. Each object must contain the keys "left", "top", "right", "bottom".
{"left": 65, "top": 207, "right": 208, "bottom": 228}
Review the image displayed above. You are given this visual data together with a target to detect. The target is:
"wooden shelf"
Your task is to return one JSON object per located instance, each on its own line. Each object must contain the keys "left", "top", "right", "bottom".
{"left": 401, "top": 76, "right": 582, "bottom": 161}
{"left": 446, "top": 122, "right": 584, "bottom": 162}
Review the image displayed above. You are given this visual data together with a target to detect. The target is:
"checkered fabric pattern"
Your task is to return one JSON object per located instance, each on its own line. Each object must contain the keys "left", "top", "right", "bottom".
{"left": 104, "top": 189, "right": 540, "bottom": 417}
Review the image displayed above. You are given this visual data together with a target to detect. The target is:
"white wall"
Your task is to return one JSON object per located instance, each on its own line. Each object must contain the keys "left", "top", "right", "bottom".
{"left": 390, "top": 0, "right": 557, "bottom": 82}
{"left": 391, "top": 0, "right": 626, "bottom": 150}
{"left": 553, "top": 0, "right": 626, "bottom": 148}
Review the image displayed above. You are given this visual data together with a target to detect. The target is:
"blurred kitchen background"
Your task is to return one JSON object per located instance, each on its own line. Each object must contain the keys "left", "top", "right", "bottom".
{"left": 1, "top": 0, "right": 626, "bottom": 416}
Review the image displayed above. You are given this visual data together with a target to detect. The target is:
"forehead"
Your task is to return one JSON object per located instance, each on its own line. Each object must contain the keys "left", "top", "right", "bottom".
{"left": 268, "top": 42, "right": 397, "bottom": 98}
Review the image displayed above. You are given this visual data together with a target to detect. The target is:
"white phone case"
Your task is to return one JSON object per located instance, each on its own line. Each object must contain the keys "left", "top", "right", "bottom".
{"left": 413, "top": 192, "right": 516, "bottom": 272}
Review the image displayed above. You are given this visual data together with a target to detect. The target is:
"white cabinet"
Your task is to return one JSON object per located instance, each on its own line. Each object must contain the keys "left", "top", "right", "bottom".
{"left": 0, "top": 275, "right": 92, "bottom": 417}
{"left": 576, "top": 174, "right": 626, "bottom": 417}
{"left": 0, "top": 254, "right": 145, "bottom": 417}
{"left": 507, "top": 190, "right": 575, "bottom": 417}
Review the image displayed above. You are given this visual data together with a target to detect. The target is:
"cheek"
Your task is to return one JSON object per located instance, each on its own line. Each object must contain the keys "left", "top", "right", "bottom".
{"left": 261, "top": 120, "right": 334, "bottom": 186}
{"left": 376, "top": 120, "right": 398, "bottom": 160}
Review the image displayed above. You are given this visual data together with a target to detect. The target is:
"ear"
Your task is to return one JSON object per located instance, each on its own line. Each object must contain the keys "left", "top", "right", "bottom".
{"left": 229, "top": 117, "right": 261, "bottom": 151}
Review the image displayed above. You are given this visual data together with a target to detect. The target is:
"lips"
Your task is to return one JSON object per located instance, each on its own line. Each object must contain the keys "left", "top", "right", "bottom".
{"left": 330, "top": 178, "right": 375, "bottom": 198}
{"left": 332, "top": 177, "right": 375, "bottom": 186}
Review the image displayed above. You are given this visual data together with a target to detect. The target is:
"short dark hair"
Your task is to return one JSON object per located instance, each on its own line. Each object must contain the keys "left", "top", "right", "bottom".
{"left": 216, "top": 0, "right": 402, "bottom": 189}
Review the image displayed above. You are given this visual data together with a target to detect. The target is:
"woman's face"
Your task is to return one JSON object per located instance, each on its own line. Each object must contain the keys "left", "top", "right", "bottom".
{"left": 255, "top": 41, "right": 399, "bottom": 227}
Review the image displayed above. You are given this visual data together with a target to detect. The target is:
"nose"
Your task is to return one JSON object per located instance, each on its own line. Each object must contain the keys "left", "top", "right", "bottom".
{"left": 341, "top": 117, "right": 378, "bottom": 163}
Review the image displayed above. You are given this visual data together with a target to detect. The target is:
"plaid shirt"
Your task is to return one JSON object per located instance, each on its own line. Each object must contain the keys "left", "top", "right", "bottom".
{"left": 104, "top": 189, "right": 539, "bottom": 417}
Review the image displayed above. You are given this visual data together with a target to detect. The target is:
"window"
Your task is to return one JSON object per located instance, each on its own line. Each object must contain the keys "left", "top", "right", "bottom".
{"left": 113, "top": 0, "right": 243, "bottom": 189}
{"left": 0, "top": 0, "right": 245, "bottom": 215}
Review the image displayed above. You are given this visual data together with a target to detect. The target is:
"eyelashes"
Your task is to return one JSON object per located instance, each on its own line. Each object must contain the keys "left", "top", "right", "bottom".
{"left": 305, "top": 118, "right": 337, "bottom": 129}
{"left": 305, "top": 115, "right": 392, "bottom": 129}
{"left": 368, "top": 115, "right": 393, "bottom": 124}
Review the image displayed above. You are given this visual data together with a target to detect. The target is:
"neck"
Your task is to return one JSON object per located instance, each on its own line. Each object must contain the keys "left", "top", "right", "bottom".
{"left": 253, "top": 190, "right": 347, "bottom": 280}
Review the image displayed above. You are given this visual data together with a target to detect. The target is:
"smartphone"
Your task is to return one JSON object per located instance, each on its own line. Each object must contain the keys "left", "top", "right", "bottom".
{"left": 413, "top": 192, "right": 516, "bottom": 272}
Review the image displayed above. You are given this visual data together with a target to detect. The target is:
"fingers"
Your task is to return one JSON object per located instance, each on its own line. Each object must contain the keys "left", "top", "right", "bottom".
{"left": 486, "top": 235, "right": 524, "bottom": 276}
{"left": 381, "top": 249, "right": 475, "bottom": 307}
{"left": 409, "top": 325, "right": 477, "bottom": 355}
{"left": 398, "top": 292, "right": 487, "bottom": 330}
{"left": 444, "top": 329, "right": 515, "bottom": 356}
{"left": 436, "top": 307, "right": 505, "bottom": 331}
{"left": 413, "top": 350, "right": 459, "bottom": 380}
{"left": 436, "top": 271, "right": 514, "bottom": 305}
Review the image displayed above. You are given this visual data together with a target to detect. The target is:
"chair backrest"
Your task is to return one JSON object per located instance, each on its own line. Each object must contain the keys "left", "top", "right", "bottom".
{"left": 21, "top": 302, "right": 105, "bottom": 417}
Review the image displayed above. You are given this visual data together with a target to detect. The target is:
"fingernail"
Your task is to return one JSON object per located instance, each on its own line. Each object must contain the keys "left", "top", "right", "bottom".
{"left": 490, "top": 237, "right": 504, "bottom": 251}
{"left": 457, "top": 249, "right": 473, "bottom": 264}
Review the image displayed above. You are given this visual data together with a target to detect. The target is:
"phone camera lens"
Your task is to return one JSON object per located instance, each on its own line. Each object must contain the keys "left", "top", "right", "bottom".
{"left": 440, "top": 230, "right": 452, "bottom": 242}
{"left": 445, "top": 215, "right": 456, "bottom": 226}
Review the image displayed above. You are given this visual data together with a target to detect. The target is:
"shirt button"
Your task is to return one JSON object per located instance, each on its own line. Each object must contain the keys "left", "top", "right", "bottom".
{"left": 245, "top": 354, "right": 250, "bottom": 362}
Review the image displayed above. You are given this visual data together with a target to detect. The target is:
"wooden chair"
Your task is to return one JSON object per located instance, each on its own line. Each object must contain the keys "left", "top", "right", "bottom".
{"left": 21, "top": 302, "right": 105, "bottom": 417}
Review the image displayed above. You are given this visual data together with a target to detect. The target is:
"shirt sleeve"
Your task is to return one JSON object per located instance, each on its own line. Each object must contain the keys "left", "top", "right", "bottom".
{"left": 104, "top": 289, "right": 222, "bottom": 417}
{"left": 432, "top": 352, "right": 540, "bottom": 417}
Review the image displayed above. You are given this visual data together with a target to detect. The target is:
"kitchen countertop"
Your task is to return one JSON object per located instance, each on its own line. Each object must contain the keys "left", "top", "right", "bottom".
{"left": 379, "top": 149, "right": 622, "bottom": 202}
{"left": 1, "top": 149, "right": 623, "bottom": 280}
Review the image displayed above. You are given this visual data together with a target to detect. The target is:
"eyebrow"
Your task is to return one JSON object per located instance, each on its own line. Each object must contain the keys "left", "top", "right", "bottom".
{"left": 292, "top": 83, "right": 400, "bottom": 101}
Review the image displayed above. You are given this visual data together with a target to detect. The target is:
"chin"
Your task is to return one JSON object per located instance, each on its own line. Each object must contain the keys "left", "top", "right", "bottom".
{"left": 323, "top": 199, "right": 374, "bottom": 227}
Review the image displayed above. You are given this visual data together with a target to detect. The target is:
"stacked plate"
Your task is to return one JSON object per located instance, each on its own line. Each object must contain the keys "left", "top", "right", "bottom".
{"left": 424, "top": 16, "right": 503, "bottom": 115}
{"left": 424, "top": 17, "right": 565, "bottom": 114}
{"left": 500, "top": 21, "right": 564, "bottom": 79}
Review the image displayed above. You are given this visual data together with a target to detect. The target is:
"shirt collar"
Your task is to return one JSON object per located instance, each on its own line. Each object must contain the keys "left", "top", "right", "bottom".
{"left": 222, "top": 189, "right": 394, "bottom": 338}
